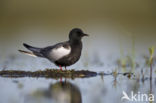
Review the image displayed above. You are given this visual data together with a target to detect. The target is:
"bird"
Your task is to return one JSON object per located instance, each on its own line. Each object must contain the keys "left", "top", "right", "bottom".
{"left": 19, "top": 28, "right": 89, "bottom": 70}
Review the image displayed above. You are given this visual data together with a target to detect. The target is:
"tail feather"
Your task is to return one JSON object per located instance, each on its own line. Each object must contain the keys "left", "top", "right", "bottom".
{"left": 23, "top": 43, "right": 40, "bottom": 52}
{"left": 20, "top": 43, "right": 44, "bottom": 57}
{"left": 18, "top": 50, "right": 37, "bottom": 57}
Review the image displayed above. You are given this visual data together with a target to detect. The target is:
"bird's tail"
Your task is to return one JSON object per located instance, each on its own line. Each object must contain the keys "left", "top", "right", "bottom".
{"left": 19, "top": 43, "right": 44, "bottom": 57}
{"left": 18, "top": 50, "right": 37, "bottom": 57}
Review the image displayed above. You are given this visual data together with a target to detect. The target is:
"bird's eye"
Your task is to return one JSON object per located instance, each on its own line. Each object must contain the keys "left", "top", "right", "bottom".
{"left": 77, "top": 31, "right": 82, "bottom": 36}
{"left": 77, "top": 31, "right": 81, "bottom": 34}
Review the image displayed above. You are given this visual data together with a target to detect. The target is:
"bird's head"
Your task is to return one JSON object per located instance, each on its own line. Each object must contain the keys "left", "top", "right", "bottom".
{"left": 69, "top": 28, "right": 89, "bottom": 41}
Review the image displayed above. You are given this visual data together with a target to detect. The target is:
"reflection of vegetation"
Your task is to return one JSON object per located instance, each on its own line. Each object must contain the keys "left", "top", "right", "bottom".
{"left": 112, "top": 69, "right": 118, "bottom": 88}
{"left": 112, "top": 69, "right": 118, "bottom": 79}
{"left": 0, "top": 69, "right": 97, "bottom": 79}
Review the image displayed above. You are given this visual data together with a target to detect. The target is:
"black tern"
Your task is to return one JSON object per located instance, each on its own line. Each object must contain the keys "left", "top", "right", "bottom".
{"left": 19, "top": 28, "right": 89, "bottom": 70}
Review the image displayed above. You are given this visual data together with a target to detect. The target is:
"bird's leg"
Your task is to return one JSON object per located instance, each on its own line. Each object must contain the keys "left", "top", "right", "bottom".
{"left": 59, "top": 65, "right": 63, "bottom": 71}
{"left": 60, "top": 77, "right": 62, "bottom": 83}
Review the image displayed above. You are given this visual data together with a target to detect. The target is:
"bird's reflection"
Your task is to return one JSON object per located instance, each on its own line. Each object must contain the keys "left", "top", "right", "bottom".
{"left": 25, "top": 81, "right": 82, "bottom": 103}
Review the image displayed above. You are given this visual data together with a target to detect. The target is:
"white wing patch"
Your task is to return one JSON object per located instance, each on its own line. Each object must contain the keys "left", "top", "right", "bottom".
{"left": 50, "top": 46, "right": 71, "bottom": 61}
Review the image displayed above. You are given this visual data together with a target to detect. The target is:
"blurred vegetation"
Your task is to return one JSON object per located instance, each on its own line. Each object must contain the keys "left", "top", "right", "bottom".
{"left": 117, "top": 37, "right": 137, "bottom": 73}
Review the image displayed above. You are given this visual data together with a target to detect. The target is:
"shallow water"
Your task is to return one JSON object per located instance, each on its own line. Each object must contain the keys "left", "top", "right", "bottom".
{"left": 0, "top": 29, "right": 156, "bottom": 103}
{"left": 0, "top": 52, "right": 156, "bottom": 103}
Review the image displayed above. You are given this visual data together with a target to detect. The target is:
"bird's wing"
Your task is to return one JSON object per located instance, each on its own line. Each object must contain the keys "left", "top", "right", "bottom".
{"left": 41, "top": 42, "right": 71, "bottom": 61}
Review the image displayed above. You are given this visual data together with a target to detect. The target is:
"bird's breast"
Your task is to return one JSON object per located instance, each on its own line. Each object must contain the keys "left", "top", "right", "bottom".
{"left": 49, "top": 46, "right": 71, "bottom": 61}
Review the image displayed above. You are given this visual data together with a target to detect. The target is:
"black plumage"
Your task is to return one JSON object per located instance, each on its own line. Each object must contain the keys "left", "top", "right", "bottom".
{"left": 19, "top": 28, "right": 88, "bottom": 70}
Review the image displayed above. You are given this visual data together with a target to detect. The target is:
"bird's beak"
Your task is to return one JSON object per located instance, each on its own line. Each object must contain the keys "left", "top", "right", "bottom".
{"left": 83, "top": 33, "right": 89, "bottom": 36}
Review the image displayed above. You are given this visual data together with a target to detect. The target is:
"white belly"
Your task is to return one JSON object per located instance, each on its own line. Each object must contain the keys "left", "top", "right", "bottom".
{"left": 49, "top": 46, "right": 71, "bottom": 61}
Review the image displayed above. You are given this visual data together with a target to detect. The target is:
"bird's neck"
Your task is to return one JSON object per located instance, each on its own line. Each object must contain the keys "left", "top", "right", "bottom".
{"left": 69, "top": 39, "right": 82, "bottom": 53}
{"left": 69, "top": 39, "right": 82, "bottom": 46}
